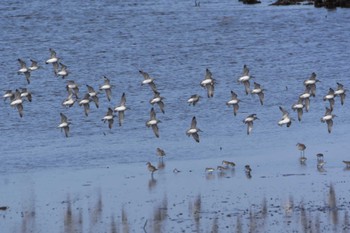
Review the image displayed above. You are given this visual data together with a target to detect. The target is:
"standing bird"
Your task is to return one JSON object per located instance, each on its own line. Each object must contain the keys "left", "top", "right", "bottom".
{"left": 291, "top": 98, "right": 304, "bottom": 122}
{"left": 226, "top": 90, "right": 240, "bottom": 116}
{"left": 187, "top": 94, "right": 201, "bottom": 106}
{"left": 296, "top": 143, "right": 306, "bottom": 158}
{"left": 150, "top": 90, "right": 165, "bottom": 114}
{"left": 156, "top": 148, "right": 166, "bottom": 160}
{"left": 78, "top": 93, "right": 91, "bottom": 117}
{"left": 323, "top": 88, "right": 335, "bottom": 110}
{"left": 243, "top": 114, "right": 258, "bottom": 135}
{"left": 200, "top": 68, "right": 215, "bottom": 98}
{"left": 186, "top": 116, "right": 201, "bottom": 143}
{"left": 114, "top": 92, "right": 128, "bottom": 126}
{"left": 321, "top": 107, "right": 336, "bottom": 133}
{"left": 99, "top": 76, "right": 112, "bottom": 102}
{"left": 102, "top": 107, "right": 115, "bottom": 129}
{"left": 251, "top": 82, "right": 264, "bottom": 105}
{"left": 58, "top": 113, "right": 71, "bottom": 137}
{"left": 17, "top": 58, "right": 31, "bottom": 84}
{"left": 278, "top": 106, "right": 292, "bottom": 127}
{"left": 334, "top": 82, "right": 346, "bottom": 106}
{"left": 146, "top": 108, "right": 161, "bottom": 138}
{"left": 139, "top": 70, "right": 157, "bottom": 91}
{"left": 245, "top": 165, "right": 252, "bottom": 178}
{"left": 146, "top": 162, "right": 158, "bottom": 176}
{"left": 237, "top": 64, "right": 252, "bottom": 95}
{"left": 86, "top": 85, "right": 99, "bottom": 108}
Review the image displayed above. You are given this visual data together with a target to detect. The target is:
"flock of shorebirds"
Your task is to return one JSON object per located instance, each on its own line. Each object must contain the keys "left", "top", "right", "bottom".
{"left": 4, "top": 48, "right": 350, "bottom": 176}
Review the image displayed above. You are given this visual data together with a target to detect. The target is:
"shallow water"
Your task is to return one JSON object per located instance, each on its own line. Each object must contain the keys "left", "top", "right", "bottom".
{"left": 1, "top": 1, "right": 350, "bottom": 232}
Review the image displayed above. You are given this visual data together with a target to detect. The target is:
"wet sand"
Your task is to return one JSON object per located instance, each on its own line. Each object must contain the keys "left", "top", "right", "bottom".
{"left": 1, "top": 153, "right": 350, "bottom": 233}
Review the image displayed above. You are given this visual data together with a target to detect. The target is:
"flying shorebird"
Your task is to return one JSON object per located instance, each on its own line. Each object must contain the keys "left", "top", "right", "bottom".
{"left": 200, "top": 68, "right": 215, "bottom": 98}
{"left": 150, "top": 90, "right": 165, "bottom": 114}
{"left": 86, "top": 85, "right": 99, "bottom": 108}
{"left": 299, "top": 87, "right": 311, "bottom": 112}
{"left": 78, "top": 93, "right": 91, "bottom": 117}
{"left": 10, "top": 89, "right": 24, "bottom": 118}
{"left": 251, "top": 82, "right": 264, "bottom": 105}
{"left": 58, "top": 113, "right": 71, "bottom": 137}
{"left": 321, "top": 107, "right": 336, "bottom": 133}
{"left": 139, "top": 70, "right": 157, "bottom": 91}
{"left": 186, "top": 116, "right": 202, "bottom": 143}
{"left": 45, "top": 48, "right": 60, "bottom": 74}
{"left": 17, "top": 58, "right": 31, "bottom": 84}
{"left": 66, "top": 80, "right": 79, "bottom": 97}
{"left": 278, "top": 106, "right": 292, "bottom": 127}
{"left": 187, "top": 94, "right": 201, "bottom": 106}
{"left": 226, "top": 90, "right": 240, "bottom": 116}
{"left": 3, "top": 90, "right": 13, "bottom": 102}
{"left": 237, "top": 64, "right": 252, "bottom": 95}
{"left": 146, "top": 107, "right": 161, "bottom": 138}
{"left": 334, "top": 82, "right": 346, "bottom": 106}
{"left": 102, "top": 107, "right": 116, "bottom": 129}
{"left": 303, "top": 72, "right": 319, "bottom": 97}
{"left": 114, "top": 92, "right": 128, "bottom": 126}
{"left": 28, "top": 59, "right": 41, "bottom": 71}
{"left": 323, "top": 88, "right": 335, "bottom": 110}
{"left": 62, "top": 93, "right": 76, "bottom": 108}
{"left": 19, "top": 88, "right": 32, "bottom": 102}
{"left": 99, "top": 76, "right": 112, "bottom": 102}
{"left": 291, "top": 98, "right": 304, "bottom": 122}
{"left": 56, "top": 62, "right": 69, "bottom": 79}
{"left": 243, "top": 114, "right": 258, "bottom": 135}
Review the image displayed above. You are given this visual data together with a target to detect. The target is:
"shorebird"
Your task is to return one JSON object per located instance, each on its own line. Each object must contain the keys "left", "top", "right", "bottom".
{"left": 343, "top": 161, "right": 350, "bottom": 168}
{"left": 296, "top": 143, "right": 306, "bottom": 158}
{"left": 62, "top": 93, "right": 76, "bottom": 108}
{"left": 139, "top": 70, "right": 157, "bottom": 91}
{"left": 291, "top": 98, "right": 304, "bottom": 122}
{"left": 334, "top": 82, "right": 346, "bottom": 105}
{"left": 316, "top": 153, "right": 324, "bottom": 162}
{"left": 321, "top": 107, "right": 336, "bottom": 133}
{"left": 66, "top": 80, "right": 79, "bottom": 97}
{"left": 278, "top": 106, "right": 292, "bottom": 127}
{"left": 78, "top": 93, "right": 91, "bottom": 117}
{"left": 217, "top": 165, "right": 227, "bottom": 172}
{"left": 251, "top": 82, "right": 264, "bottom": 105}
{"left": 205, "top": 167, "right": 215, "bottom": 173}
{"left": 146, "top": 108, "right": 161, "bottom": 138}
{"left": 3, "top": 90, "right": 13, "bottom": 102}
{"left": 56, "top": 62, "right": 69, "bottom": 79}
{"left": 245, "top": 165, "right": 252, "bottom": 178}
{"left": 10, "top": 90, "right": 24, "bottom": 117}
{"left": 323, "top": 88, "right": 335, "bottom": 110}
{"left": 19, "top": 88, "right": 32, "bottom": 102}
{"left": 146, "top": 162, "right": 158, "bottom": 175}
{"left": 45, "top": 48, "right": 60, "bottom": 74}
{"left": 99, "top": 76, "right": 112, "bottom": 102}
{"left": 28, "top": 59, "right": 41, "bottom": 71}
{"left": 150, "top": 90, "right": 165, "bottom": 114}
{"left": 86, "top": 85, "right": 99, "bottom": 108}
{"left": 114, "top": 92, "right": 128, "bottom": 126}
{"left": 303, "top": 72, "right": 319, "bottom": 97}
{"left": 299, "top": 88, "right": 311, "bottom": 112}
{"left": 156, "top": 147, "right": 166, "bottom": 159}
{"left": 187, "top": 94, "right": 201, "bottom": 106}
{"left": 58, "top": 113, "right": 70, "bottom": 137}
{"left": 17, "top": 58, "right": 31, "bottom": 84}
{"left": 186, "top": 116, "right": 201, "bottom": 143}
{"left": 243, "top": 114, "right": 258, "bottom": 135}
{"left": 102, "top": 107, "right": 115, "bottom": 129}
{"left": 237, "top": 64, "right": 252, "bottom": 95}
{"left": 222, "top": 160, "right": 236, "bottom": 168}
{"left": 173, "top": 168, "right": 181, "bottom": 173}
{"left": 226, "top": 91, "right": 240, "bottom": 116}
{"left": 200, "top": 68, "right": 215, "bottom": 98}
